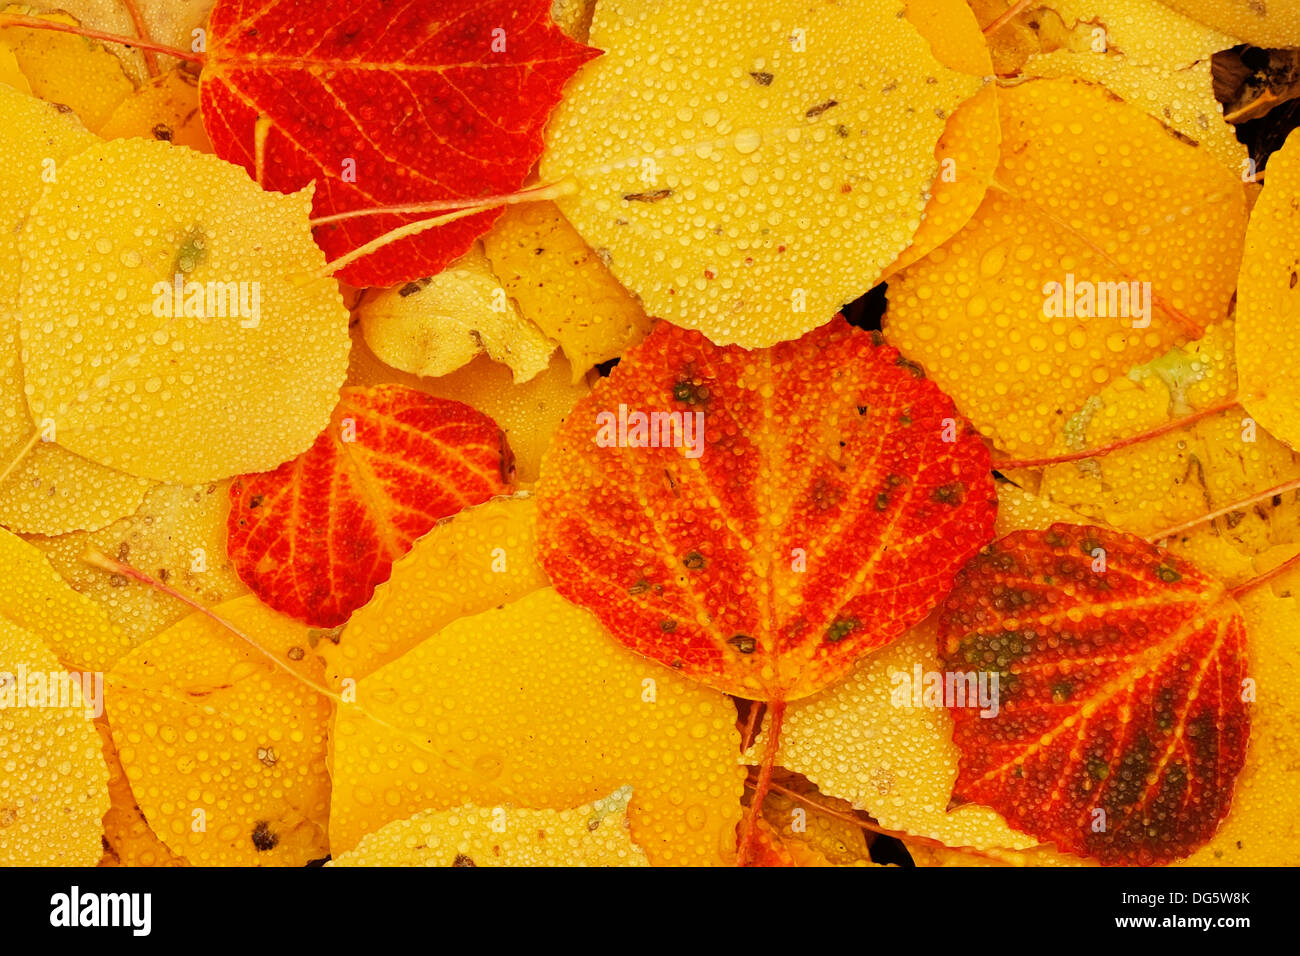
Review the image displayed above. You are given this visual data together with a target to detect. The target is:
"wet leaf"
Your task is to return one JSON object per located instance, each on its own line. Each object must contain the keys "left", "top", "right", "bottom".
{"left": 541, "top": 0, "right": 982, "bottom": 347}
{"left": 200, "top": 0, "right": 599, "bottom": 286}
{"left": 0, "top": 4, "right": 134, "bottom": 130}
{"left": 481, "top": 202, "right": 653, "bottom": 378}
{"left": 18, "top": 137, "right": 351, "bottom": 484}
{"left": 1157, "top": 0, "right": 1300, "bottom": 47}
{"left": 536, "top": 317, "right": 996, "bottom": 701}
{"left": 0, "top": 618, "right": 109, "bottom": 865}
{"left": 1237, "top": 128, "right": 1300, "bottom": 451}
{"left": 95, "top": 717, "right": 187, "bottom": 867}
{"left": 98, "top": 65, "right": 212, "bottom": 152}
{"left": 346, "top": 324, "right": 589, "bottom": 484}
{"left": 25, "top": 481, "right": 248, "bottom": 651}
{"left": 329, "top": 589, "right": 744, "bottom": 865}
{"left": 319, "top": 492, "right": 547, "bottom": 687}
{"left": 356, "top": 243, "right": 554, "bottom": 384}
{"left": 0, "top": 84, "right": 149, "bottom": 534}
{"left": 886, "top": 77, "right": 1247, "bottom": 457}
{"left": 330, "top": 787, "right": 648, "bottom": 867}
{"left": 939, "top": 524, "right": 1249, "bottom": 865}
{"left": 106, "top": 595, "right": 332, "bottom": 866}
{"left": 227, "top": 384, "right": 513, "bottom": 628}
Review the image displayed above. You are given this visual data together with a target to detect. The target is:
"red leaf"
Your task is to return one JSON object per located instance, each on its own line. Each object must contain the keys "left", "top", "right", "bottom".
{"left": 536, "top": 317, "right": 997, "bottom": 702}
{"left": 200, "top": 0, "right": 599, "bottom": 286}
{"left": 227, "top": 384, "right": 513, "bottom": 627}
{"left": 938, "top": 524, "right": 1250, "bottom": 865}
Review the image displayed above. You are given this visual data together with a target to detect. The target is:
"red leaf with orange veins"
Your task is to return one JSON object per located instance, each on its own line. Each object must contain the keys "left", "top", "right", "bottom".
{"left": 535, "top": 317, "right": 997, "bottom": 702}
{"left": 938, "top": 524, "right": 1250, "bottom": 866}
{"left": 227, "top": 384, "right": 513, "bottom": 627}
{"left": 200, "top": 0, "right": 599, "bottom": 286}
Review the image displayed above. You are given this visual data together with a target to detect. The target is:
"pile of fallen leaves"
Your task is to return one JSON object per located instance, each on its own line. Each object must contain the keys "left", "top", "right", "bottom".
{"left": 0, "top": 0, "right": 1297, "bottom": 868}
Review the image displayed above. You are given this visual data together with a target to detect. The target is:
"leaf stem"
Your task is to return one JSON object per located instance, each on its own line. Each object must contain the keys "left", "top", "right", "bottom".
{"left": 82, "top": 549, "right": 345, "bottom": 705}
{"left": 1229, "top": 549, "right": 1300, "bottom": 599}
{"left": 0, "top": 13, "right": 204, "bottom": 65}
{"left": 307, "top": 179, "right": 577, "bottom": 227}
{"left": 982, "top": 0, "right": 1033, "bottom": 36}
{"left": 992, "top": 397, "right": 1240, "bottom": 471}
{"left": 119, "top": 0, "right": 160, "bottom": 77}
{"left": 737, "top": 699, "right": 785, "bottom": 866}
{"left": 1146, "top": 474, "right": 1300, "bottom": 543}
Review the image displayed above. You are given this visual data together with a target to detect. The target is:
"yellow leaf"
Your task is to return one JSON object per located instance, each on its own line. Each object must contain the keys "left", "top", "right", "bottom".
{"left": 886, "top": 77, "right": 1246, "bottom": 456}
{"left": 0, "top": 5, "right": 134, "bottom": 131}
{"left": 24, "top": 480, "right": 249, "bottom": 651}
{"left": 319, "top": 492, "right": 549, "bottom": 687}
{"left": 1031, "top": 324, "right": 1300, "bottom": 549}
{"left": 759, "top": 776, "right": 875, "bottom": 866}
{"left": 329, "top": 589, "right": 745, "bottom": 865}
{"left": 745, "top": 616, "right": 1037, "bottom": 851}
{"left": 1019, "top": 0, "right": 1245, "bottom": 173}
{"left": 884, "top": 0, "right": 1000, "bottom": 277}
{"left": 0, "top": 84, "right": 150, "bottom": 534}
{"left": 357, "top": 243, "right": 555, "bottom": 384}
{"left": 1157, "top": 0, "right": 1300, "bottom": 47}
{"left": 106, "top": 595, "right": 332, "bottom": 866}
{"left": 95, "top": 716, "right": 186, "bottom": 867}
{"left": 98, "top": 65, "right": 212, "bottom": 152}
{"left": 18, "top": 137, "right": 351, "bottom": 484}
{"left": 907, "top": 840, "right": 1093, "bottom": 866}
{"left": 0, "top": 34, "right": 27, "bottom": 91}
{"left": 0, "top": 618, "right": 109, "bottom": 865}
{"left": 330, "top": 787, "right": 648, "bottom": 867}
{"left": 482, "top": 202, "right": 653, "bottom": 378}
{"left": 541, "top": 0, "right": 981, "bottom": 347}
{"left": 1237, "top": 128, "right": 1300, "bottom": 452}
{"left": 0, "top": 526, "right": 130, "bottom": 671}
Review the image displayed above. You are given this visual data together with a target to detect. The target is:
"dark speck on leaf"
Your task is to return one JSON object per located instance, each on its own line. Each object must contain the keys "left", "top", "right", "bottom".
{"left": 682, "top": 551, "right": 706, "bottom": 571}
{"left": 251, "top": 821, "right": 279, "bottom": 852}
{"left": 728, "top": 634, "right": 756, "bottom": 654}
{"left": 452, "top": 854, "right": 477, "bottom": 867}
{"left": 749, "top": 71, "right": 774, "bottom": 86}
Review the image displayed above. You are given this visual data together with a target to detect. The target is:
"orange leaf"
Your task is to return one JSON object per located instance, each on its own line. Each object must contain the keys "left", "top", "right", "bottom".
{"left": 227, "top": 384, "right": 513, "bottom": 627}
{"left": 938, "top": 523, "right": 1249, "bottom": 865}
{"left": 536, "top": 317, "right": 997, "bottom": 702}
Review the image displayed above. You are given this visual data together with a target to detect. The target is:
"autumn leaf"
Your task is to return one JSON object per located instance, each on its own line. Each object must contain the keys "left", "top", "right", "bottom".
{"left": 0, "top": 618, "right": 109, "bottom": 865}
{"left": 328, "top": 589, "right": 745, "bottom": 865}
{"left": 17, "top": 135, "right": 351, "bottom": 485}
{"left": 329, "top": 787, "right": 648, "bottom": 867}
{"left": 346, "top": 321, "right": 590, "bottom": 484}
{"left": 938, "top": 523, "right": 1249, "bottom": 865}
{"left": 1015, "top": 0, "right": 1245, "bottom": 173}
{"left": 227, "top": 384, "right": 513, "bottom": 628}
{"left": 886, "top": 77, "right": 1246, "bottom": 457}
{"left": 355, "top": 242, "right": 555, "bottom": 383}
{"left": 0, "top": 84, "right": 149, "bottom": 534}
{"left": 540, "top": 0, "right": 984, "bottom": 347}
{"left": 106, "top": 594, "right": 332, "bottom": 866}
{"left": 199, "top": 0, "right": 599, "bottom": 286}
{"left": 536, "top": 317, "right": 996, "bottom": 702}
{"left": 1156, "top": 0, "right": 1300, "bottom": 47}
{"left": 1237, "top": 128, "right": 1300, "bottom": 452}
